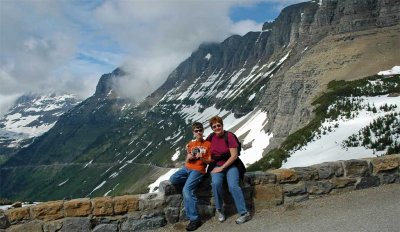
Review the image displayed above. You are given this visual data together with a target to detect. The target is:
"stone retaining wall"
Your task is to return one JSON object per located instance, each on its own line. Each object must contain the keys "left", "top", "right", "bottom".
{"left": 1, "top": 154, "right": 399, "bottom": 231}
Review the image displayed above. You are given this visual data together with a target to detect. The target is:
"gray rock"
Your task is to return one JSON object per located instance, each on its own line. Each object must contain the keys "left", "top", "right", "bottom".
{"left": 6, "top": 221, "right": 43, "bottom": 232}
{"left": 165, "top": 195, "right": 182, "bottom": 207}
{"left": 159, "top": 180, "right": 180, "bottom": 196}
{"left": 329, "top": 178, "right": 357, "bottom": 189}
{"left": 306, "top": 181, "right": 333, "bottom": 195}
{"left": 284, "top": 182, "right": 307, "bottom": 196}
{"left": 293, "top": 167, "right": 318, "bottom": 181}
{"left": 140, "top": 211, "right": 163, "bottom": 219}
{"left": 313, "top": 162, "right": 344, "bottom": 179}
{"left": 164, "top": 207, "right": 180, "bottom": 224}
{"left": 0, "top": 212, "right": 10, "bottom": 229}
{"left": 244, "top": 171, "right": 277, "bottom": 185}
{"left": 92, "top": 224, "right": 118, "bottom": 232}
{"left": 356, "top": 176, "right": 381, "bottom": 190}
{"left": 43, "top": 220, "right": 63, "bottom": 232}
{"left": 284, "top": 194, "right": 309, "bottom": 204}
{"left": 59, "top": 218, "right": 91, "bottom": 232}
{"left": 139, "top": 193, "right": 164, "bottom": 211}
{"left": 121, "top": 216, "right": 166, "bottom": 231}
{"left": 343, "top": 160, "right": 370, "bottom": 177}
{"left": 379, "top": 173, "right": 399, "bottom": 184}
{"left": 197, "top": 205, "right": 214, "bottom": 219}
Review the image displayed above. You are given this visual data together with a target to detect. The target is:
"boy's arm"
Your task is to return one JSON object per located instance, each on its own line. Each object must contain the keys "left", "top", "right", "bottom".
{"left": 185, "top": 152, "right": 192, "bottom": 162}
{"left": 185, "top": 143, "right": 195, "bottom": 162}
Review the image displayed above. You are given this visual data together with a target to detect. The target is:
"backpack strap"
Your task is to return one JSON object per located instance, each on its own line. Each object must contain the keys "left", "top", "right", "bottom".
{"left": 207, "top": 131, "right": 229, "bottom": 147}
{"left": 206, "top": 133, "right": 215, "bottom": 142}
{"left": 223, "top": 131, "right": 230, "bottom": 148}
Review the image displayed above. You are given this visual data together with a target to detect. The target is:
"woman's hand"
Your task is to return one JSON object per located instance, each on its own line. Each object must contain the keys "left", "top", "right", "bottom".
{"left": 211, "top": 167, "right": 224, "bottom": 173}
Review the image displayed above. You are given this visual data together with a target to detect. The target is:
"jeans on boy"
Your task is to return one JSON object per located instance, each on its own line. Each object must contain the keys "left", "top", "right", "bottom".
{"left": 169, "top": 167, "right": 203, "bottom": 221}
{"left": 211, "top": 165, "right": 247, "bottom": 215}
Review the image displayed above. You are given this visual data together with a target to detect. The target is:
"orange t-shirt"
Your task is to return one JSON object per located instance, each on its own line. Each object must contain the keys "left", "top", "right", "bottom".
{"left": 185, "top": 140, "right": 211, "bottom": 174}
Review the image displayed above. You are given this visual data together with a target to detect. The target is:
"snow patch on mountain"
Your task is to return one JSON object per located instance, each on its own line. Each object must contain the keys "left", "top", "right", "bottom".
{"left": 58, "top": 179, "right": 69, "bottom": 186}
{"left": 88, "top": 181, "right": 107, "bottom": 196}
{"left": 235, "top": 110, "right": 273, "bottom": 166}
{"left": 0, "top": 94, "right": 80, "bottom": 138}
{"left": 378, "top": 66, "right": 400, "bottom": 75}
{"left": 282, "top": 94, "right": 400, "bottom": 168}
{"left": 171, "top": 149, "right": 180, "bottom": 161}
{"left": 0, "top": 94, "right": 80, "bottom": 156}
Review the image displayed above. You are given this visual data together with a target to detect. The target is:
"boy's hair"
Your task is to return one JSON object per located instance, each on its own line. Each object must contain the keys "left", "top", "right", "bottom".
{"left": 192, "top": 122, "right": 204, "bottom": 131}
{"left": 208, "top": 116, "right": 223, "bottom": 127}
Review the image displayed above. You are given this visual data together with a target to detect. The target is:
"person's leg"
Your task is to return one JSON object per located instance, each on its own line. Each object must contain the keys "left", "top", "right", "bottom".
{"left": 226, "top": 166, "right": 248, "bottom": 215}
{"left": 169, "top": 167, "right": 189, "bottom": 185}
{"left": 211, "top": 172, "right": 225, "bottom": 211}
{"left": 182, "top": 170, "right": 203, "bottom": 221}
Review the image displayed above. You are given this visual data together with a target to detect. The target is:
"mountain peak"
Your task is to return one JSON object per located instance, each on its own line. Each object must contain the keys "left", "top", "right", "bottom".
{"left": 94, "top": 68, "right": 127, "bottom": 96}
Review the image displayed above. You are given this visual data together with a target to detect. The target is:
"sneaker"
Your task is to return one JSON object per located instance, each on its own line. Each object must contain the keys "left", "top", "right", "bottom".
{"left": 235, "top": 212, "right": 251, "bottom": 224}
{"left": 216, "top": 209, "right": 225, "bottom": 222}
{"left": 186, "top": 220, "right": 202, "bottom": 231}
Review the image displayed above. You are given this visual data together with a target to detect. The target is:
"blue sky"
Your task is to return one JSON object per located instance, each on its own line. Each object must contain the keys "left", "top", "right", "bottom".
{"left": 0, "top": 0, "right": 305, "bottom": 115}
{"left": 231, "top": 1, "right": 285, "bottom": 23}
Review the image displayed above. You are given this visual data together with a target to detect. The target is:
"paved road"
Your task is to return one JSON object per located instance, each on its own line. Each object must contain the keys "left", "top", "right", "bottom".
{"left": 156, "top": 184, "right": 400, "bottom": 232}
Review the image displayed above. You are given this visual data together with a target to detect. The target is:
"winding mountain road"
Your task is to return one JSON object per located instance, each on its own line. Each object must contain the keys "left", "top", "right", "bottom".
{"left": 157, "top": 184, "right": 400, "bottom": 232}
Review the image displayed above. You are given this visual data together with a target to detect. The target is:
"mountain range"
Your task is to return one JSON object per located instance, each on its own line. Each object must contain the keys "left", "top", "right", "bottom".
{"left": 0, "top": 94, "right": 80, "bottom": 165}
{"left": 0, "top": 0, "right": 399, "bottom": 201}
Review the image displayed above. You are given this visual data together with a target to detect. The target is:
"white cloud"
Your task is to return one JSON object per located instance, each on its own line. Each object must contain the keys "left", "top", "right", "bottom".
{"left": 94, "top": 0, "right": 234, "bottom": 100}
{"left": 0, "top": 94, "right": 21, "bottom": 117}
{"left": 0, "top": 0, "right": 305, "bottom": 111}
{"left": 230, "top": 20, "right": 264, "bottom": 35}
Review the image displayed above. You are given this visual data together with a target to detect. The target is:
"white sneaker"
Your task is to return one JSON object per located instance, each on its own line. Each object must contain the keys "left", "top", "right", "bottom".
{"left": 235, "top": 212, "right": 251, "bottom": 224}
{"left": 216, "top": 209, "right": 225, "bottom": 222}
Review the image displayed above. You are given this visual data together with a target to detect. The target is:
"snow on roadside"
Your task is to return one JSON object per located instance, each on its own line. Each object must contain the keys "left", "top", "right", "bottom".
{"left": 148, "top": 168, "right": 179, "bottom": 193}
{"left": 282, "top": 95, "right": 400, "bottom": 168}
{"left": 0, "top": 202, "right": 39, "bottom": 211}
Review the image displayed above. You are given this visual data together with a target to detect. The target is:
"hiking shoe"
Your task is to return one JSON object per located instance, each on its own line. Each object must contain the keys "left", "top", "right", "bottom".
{"left": 186, "top": 220, "right": 202, "bottom": 231}
{"left": 235, "top": 212, "right": 251, "bottom": 224}
{"left": 216, "top": 209, "right": 225, "bottom": 222}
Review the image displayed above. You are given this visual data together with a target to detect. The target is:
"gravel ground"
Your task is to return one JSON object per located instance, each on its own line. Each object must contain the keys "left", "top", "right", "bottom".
{"left": 155, "top": 184, "right": 400, "bottom": 232}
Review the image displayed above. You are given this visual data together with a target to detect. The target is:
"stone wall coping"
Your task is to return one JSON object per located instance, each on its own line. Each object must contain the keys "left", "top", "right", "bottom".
{"left": 1, "top": 154, "right": 399, "bottom": 230}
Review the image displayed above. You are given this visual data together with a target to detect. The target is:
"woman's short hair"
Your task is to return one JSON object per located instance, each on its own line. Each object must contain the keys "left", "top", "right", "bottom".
{"left": 192, "top": 122, "right": 204, "bottom": 131}
{"left": 209, "top": 116, "right": 223, "bottom": 127}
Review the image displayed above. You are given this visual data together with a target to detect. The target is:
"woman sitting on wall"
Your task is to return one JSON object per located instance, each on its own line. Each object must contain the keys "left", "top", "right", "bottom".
{"left": 207, "top": 115, "right": 251, "bottom": 224}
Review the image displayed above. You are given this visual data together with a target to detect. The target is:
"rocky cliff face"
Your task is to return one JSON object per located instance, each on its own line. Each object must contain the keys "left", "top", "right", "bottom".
{"left": 1, "top": 0, "right": 399, "bottom": 201}
{"left": 256, "top": 0, "right": 400, "bottom": 150}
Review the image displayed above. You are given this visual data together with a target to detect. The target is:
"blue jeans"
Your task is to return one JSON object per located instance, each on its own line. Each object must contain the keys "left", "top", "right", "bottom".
{"left": 211, "top": 165, "right": 247, "bottom": 215}
{"left": 169, "top": 167, "right": 203, "bottom": 221}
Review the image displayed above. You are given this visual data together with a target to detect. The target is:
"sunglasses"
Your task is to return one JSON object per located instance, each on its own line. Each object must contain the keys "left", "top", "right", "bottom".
{"left": 212, "top": 124, "right": 222, "bottom": 129}
{"left": 193, "top": 129, "right": 203, "bottom": 133}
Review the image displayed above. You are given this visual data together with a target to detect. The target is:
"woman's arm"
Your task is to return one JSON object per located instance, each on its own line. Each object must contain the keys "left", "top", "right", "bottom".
{"left": 211, "top": 148, "right": 238, "bottom": 173}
